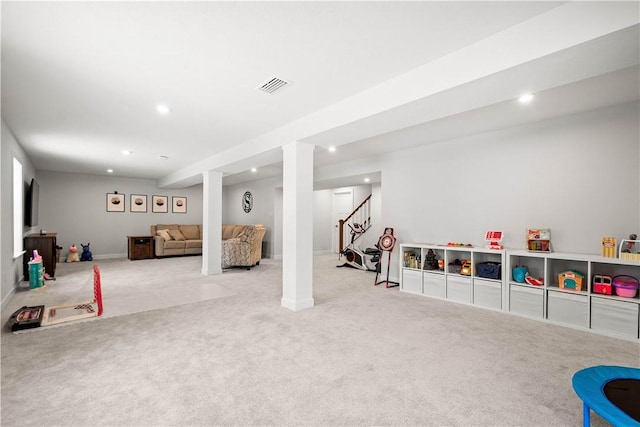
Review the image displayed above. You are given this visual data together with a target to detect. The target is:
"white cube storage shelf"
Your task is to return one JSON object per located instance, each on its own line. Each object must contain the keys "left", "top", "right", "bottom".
{"left": 399, "top": 244, "right": 640, "bottom": 342}
{"left": 400, "top": 244, "right": 505, "bottom": 311}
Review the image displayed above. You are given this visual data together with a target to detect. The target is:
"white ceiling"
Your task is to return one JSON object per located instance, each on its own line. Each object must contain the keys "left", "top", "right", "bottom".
{"left": 2, "top": 1, "right": 639, "bottom": 189}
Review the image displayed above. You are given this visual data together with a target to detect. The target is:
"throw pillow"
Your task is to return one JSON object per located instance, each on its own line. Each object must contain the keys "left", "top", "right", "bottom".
{"left": 156, "top": 229, "right": 173, "bottom": 241}
{"left": 168, "top": 229, "right": 186, "bottom": 241}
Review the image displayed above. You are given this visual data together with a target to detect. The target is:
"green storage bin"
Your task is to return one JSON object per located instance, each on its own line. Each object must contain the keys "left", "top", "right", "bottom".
{"left": 29, "top": 261, "right": 43, "bottom": 289}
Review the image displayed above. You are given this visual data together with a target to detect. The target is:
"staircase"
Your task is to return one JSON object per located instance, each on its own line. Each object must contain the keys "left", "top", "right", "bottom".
{"left": 338, "top": 194, "right": 372, "bottom": 254}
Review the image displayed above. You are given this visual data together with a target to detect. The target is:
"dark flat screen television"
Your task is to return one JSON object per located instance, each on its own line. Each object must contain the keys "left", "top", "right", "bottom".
{"left": 26, "top": 178, "right": 39, "bottom": 227}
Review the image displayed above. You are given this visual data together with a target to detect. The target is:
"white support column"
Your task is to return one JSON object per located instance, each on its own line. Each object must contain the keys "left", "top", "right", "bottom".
{"left": 202, "top": 170, "right": 223, "bottom": 276}
{"left": 281, "top": 141, "right": 315, "bottom": 311}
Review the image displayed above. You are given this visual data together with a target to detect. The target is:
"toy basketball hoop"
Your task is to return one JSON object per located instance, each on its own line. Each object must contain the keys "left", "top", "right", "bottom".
{"left": 485, "top": 230, "right": 504, "bottom": 250}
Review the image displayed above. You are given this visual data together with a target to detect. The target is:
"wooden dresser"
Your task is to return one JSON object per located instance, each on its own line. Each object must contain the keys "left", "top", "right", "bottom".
{"left": 23, "top": 233, "right": 57, "bottom": 280}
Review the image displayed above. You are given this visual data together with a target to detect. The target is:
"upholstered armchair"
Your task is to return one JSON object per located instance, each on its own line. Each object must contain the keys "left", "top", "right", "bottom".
{"left": 221, "top": 224, "right": 267, "bottom": 269}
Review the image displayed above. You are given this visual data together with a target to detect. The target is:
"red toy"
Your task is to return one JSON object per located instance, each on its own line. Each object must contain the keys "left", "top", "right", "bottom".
{"left": 592, "top": 274, "right": 612, "bottom": 295}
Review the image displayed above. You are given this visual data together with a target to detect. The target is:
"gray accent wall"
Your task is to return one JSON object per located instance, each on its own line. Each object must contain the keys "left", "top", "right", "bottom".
{"left": 222, "top": 176, "right": 280, "bottom": 258}
{"left": 37, "top": 171, "right": 203, "bottom": 259}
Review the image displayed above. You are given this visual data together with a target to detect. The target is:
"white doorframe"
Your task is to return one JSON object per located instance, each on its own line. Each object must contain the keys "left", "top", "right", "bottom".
{"left": 332, "top": 189, "right": 353, "bottom": 254}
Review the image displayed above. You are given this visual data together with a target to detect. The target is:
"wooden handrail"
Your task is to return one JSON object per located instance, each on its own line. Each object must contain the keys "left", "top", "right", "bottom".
{"left": 343, "top": 194, "right": 371, "bottom": 224}
{"left": 338, "top": 194, "right": 372, "bottom": 254}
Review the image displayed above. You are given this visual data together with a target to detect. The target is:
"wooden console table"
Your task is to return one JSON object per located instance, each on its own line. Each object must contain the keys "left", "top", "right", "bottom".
{"left": 127, "top": 236, "right": 154, "bottom": 260}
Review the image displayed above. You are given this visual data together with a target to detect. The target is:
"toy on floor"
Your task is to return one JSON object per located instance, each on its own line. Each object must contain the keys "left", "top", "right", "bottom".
{"left": 66, "top": 244, "right": 80, "bottom": 262}
{"left": 80, "top": 243, "right": 93, "bottom": 262}
{"left": 8, "top": 265, "right": 104, "bottom": 332}
{"left": 374, "top": 227, "right": 399, "bottom": 288}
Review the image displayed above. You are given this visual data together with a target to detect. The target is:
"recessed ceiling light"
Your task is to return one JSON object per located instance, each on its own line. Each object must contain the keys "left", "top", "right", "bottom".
{"left": 107, "top": 169, "right": 113, "bottom": 173}
{"left": 251, "top": 168, "right": 257, "bottom": 173}
{"left": 157, "top": 155, "right": 169, "bottom": 160}
{"left": 364, "top": 178, "right": 370, "bottom": 183}
{"left": 157, "top": 104, "right": 171, "bottom": 114}
{"left": 328, "top": 146, "right": 336, "bottom": 153}
{"left": 518, "top": 93, "right": 534, "bottom": 103}
{"left": 121, "top": 150, "right": 133, "bottom": 155}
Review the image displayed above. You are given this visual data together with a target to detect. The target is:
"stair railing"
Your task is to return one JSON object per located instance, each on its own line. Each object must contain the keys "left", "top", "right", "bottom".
{"left": 338, "top": 194, "right": 372, "bottom": 254}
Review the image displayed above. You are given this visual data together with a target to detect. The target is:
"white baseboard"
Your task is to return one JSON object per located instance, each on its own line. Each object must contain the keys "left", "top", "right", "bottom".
{"left": 314, "top": 250, "right": 333, "bottom": 255}
{"left": 281, "top": 297, "right": 314, "bottom": 311}
{"left": 272, "top": 250, "right": 334, "bottom": 260}
{"left": 92, "top": 253, "right": 127, "bottom": 260}
{"left": 1, "top": 285, "right": 17, "bottom": 311}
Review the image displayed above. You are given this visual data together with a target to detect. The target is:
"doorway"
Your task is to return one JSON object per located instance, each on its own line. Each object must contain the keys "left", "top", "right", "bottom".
{"left": 332, "top": 190, "right": 353, "bottom": 253}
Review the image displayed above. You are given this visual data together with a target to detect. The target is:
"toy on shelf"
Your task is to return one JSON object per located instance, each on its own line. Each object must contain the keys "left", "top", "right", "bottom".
{"left": 601, "top": 237, "right": 617, "bottom": 258}
{"left": 593, "top": 274, "right": 613, "bottom": 295}
{"left": 612, "top": 275, "right": 639, "bottom": 298}
{"left": 448, "top": 259, "right": 462, "bottom": 274}
{"left": 485, "top": 230, "right": 504, "bottom": 250}
{"left": 559, "top": 270, "right": 584, "bottom": 291}
{"left": 460, "top": 260, "right": 472, "bottom": 276}
{"left": 422, "top": 249, "right": 440, "bottom": 270}
{"left": 525, "top": 275, "right": 543, "bottom": 286}
{"left": 619, "top": 234, "right": 640, "bottom": 262}
{"left": 447, "top": 242, "right": 473, "bottom": 247}
{"left": 527, "top": 228, "right": 551, "bottom": 252}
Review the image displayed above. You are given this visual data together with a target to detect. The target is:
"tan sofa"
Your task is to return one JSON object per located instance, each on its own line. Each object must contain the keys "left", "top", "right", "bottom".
{"left": 150, "top": 224, "right": 266, "bottom": 269}
{"left": 151, "top": 224, "right": 203, "bottom": 257}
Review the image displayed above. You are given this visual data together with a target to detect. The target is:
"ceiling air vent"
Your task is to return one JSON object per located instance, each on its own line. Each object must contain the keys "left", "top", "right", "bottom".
{"left": 257, "top": 76, "right": 292, "bottom": 94}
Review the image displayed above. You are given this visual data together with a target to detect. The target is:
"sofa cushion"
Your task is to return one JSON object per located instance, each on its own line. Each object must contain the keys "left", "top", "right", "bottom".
{"left": 222, "top": 224, "right": 248, "bottom": 240}
{"left": 164, "top": 240, "right": 186, "bottom": 250}
{"left": 156, "top": 229, "right": 173, "bottom": 241}
{"left": 155, "top": 224, "right": 180, "bottom": 231}
{"left": 180, "top": 225, "right": 200, "bottom": 240}
{"left": 185, "top": 240, "right": 202, "bottom": 249}
{"left": 168, "top": 229, "right": 186, "bottom": 241}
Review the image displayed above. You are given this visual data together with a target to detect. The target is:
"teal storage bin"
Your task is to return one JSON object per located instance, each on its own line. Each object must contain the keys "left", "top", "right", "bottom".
{"left": 29, "top": 261, "right": 44, "bottom": 289}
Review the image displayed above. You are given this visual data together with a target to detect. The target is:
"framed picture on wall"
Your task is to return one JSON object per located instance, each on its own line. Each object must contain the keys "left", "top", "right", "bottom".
{"left": 172, "top": 196, "right": 187, "bottom": 213}
{"left": 130, "top": 194, "right": 147, "bottom": 213}
{"left": 152, "top": 195, "right": 168, "bottom": 213}
{"left": 106, "top": 192, "right": 125, "bottom": 212}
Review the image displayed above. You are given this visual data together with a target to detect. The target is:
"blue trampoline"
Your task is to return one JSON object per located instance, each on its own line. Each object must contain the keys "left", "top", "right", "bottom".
{"left": 572, "top": 365, "right": 640, "bottom": 427}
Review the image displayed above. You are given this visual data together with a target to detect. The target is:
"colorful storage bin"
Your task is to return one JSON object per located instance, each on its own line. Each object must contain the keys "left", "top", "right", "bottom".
{"left": 558, "top": 270, "right": 584, "bottom": 291}
{"left": 512, "top": 266, "right": 528, "bottom": 283}
{"left": 612, "top": 275, "right": 639, "bottom": 298}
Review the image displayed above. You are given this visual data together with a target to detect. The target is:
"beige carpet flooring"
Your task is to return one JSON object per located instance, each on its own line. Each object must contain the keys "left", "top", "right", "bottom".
{"left": 1, "top": 254, "right": 639, "bottom": 426}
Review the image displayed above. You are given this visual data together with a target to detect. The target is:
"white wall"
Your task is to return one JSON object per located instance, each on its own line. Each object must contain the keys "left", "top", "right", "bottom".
{"left": 313, "top": 189, "right": 332, "bottom": 254}
{"left": 381, "top": 102, "right": 639, "bottom": 279}
{"left": 1, "top": 121, "right": 37, "bottom": 307}
{"left": 37, "top": 171, "right": 203, "bottom": 259}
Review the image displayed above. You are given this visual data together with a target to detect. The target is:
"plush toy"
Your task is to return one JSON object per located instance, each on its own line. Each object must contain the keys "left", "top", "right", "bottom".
{"left": 80, "top": 243, "right": 93, "bottom": 262}
{"left": 66, "top": 244, "right": 80, "bottom": 263}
